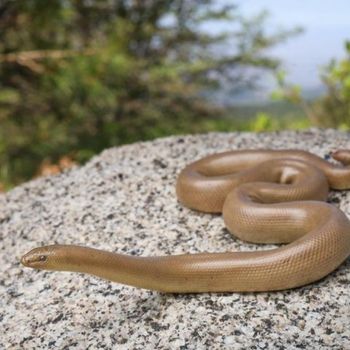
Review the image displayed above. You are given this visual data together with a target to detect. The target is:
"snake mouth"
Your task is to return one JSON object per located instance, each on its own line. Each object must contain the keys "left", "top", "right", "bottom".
{"left": 21, "top": 250, "right": 48, "bottom": 267}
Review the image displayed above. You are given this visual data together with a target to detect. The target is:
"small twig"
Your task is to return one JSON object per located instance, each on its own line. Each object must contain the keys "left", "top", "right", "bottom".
{"left": 298, "top": 99, "right": 319, "bottom": 125}
{"left": 0, "top": 48, "right": 96, "bottom": 63}
{"left": 0, "top": 49, "right": 97, "bottom": 73}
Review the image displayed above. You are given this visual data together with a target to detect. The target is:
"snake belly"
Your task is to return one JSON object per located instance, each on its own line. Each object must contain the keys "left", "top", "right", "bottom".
{"left": 21, "top": 149, "right": 350, "bottom": 293}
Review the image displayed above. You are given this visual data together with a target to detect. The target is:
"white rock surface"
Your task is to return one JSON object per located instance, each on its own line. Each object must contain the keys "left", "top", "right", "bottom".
{"left": 1, "top": 129, "right": 350, "bottom": 349}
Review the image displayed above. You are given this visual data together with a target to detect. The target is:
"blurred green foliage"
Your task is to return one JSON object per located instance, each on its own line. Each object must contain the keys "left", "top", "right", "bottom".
{"left": 0, "top": 1, "right": 302, "bottom": 189}
{"left": 274, "top": 41, "right": 350, "bottom": 130}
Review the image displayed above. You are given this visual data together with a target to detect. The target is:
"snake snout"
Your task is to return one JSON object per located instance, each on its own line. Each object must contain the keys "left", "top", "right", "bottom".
{"left": 21, "top": 248, "right": 49, "bottom": 268}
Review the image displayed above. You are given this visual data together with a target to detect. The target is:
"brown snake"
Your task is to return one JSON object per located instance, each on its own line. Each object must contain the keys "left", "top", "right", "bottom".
{"left": 21, "top": 149, "right": 350, "bottom": 293}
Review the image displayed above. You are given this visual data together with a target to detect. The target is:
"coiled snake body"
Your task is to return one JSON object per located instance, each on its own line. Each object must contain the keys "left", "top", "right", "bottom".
{"left": 21, "top": 149, "right": 350, "bottom": 293}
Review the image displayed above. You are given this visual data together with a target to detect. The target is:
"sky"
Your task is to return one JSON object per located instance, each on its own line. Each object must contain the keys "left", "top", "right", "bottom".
{"left": 238, "top": 0, "right": 350, "bottom": 89}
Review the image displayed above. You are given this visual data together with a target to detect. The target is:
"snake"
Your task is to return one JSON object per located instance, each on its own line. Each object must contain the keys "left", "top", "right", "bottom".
{"left": 21, "top": 149, "right": 350, "bottom": 293}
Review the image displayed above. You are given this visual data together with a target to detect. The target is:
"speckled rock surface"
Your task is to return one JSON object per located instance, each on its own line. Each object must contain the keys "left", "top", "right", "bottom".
{"left": 1, "top": 129, "right": 350, "bottom": 349}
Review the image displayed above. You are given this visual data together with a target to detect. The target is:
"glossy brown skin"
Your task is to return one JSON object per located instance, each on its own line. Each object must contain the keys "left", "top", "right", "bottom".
{"left": 21, "top": 149, "right": 350, "bottom": 293}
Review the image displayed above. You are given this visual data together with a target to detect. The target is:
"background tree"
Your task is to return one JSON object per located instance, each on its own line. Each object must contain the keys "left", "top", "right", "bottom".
{"left": 0, "top": 0, "right": 298, "bottom": 188}
{"left": 273, "top": 41, "right": 350, "bottom": 130}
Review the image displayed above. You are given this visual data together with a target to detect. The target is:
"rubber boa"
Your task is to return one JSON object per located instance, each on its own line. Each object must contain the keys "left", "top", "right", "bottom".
{"left": 21, "top": 149, "right": 350, "bottom": 293}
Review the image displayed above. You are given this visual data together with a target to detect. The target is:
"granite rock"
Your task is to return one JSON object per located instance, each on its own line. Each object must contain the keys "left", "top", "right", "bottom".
{"left": 0, "top": 129, "right": 349, "bottom": 349}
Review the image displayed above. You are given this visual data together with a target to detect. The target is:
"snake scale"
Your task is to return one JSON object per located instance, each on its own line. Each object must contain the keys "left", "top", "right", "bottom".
{"left": 21, "top": 149, "right": 350, "bottom": 293}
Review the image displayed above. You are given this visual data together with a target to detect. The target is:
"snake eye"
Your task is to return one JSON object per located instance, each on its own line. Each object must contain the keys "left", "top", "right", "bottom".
{"left": 39, "top": 255, "right": 47, "bottom": 262}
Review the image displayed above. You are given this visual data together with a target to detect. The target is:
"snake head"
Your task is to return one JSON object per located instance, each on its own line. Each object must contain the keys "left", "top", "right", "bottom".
{"left": 21, "top": 245, "right": 62, "bottom": 270}
{"left": 21, "top": 245, "right": 93, "bottom": 272}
